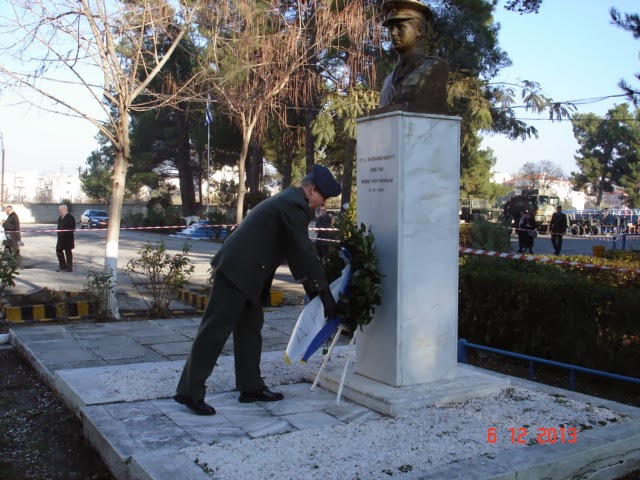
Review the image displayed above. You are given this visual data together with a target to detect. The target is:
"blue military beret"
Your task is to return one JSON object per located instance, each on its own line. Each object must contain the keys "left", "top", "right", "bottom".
{"left": 305, "top": 165, "right": 341, "bottom": 198}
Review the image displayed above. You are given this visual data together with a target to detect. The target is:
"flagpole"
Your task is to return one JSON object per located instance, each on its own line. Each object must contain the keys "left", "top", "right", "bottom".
{"left": 206, "top": 123, "right": 210, "bottom": 214}
{"left": 205, "top": 94, "right": 213, "bottom": 215}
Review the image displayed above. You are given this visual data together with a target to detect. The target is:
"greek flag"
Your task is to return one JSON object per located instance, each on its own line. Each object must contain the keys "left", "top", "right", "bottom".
{"left": 205, "top": 95, "right": 213, "bottom": 126}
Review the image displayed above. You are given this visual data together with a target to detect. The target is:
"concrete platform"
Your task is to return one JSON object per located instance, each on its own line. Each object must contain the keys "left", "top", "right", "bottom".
{"left": 7, "top": 311, "right": 640, "bottom": 480}
{"left": 312, "top": 363, "right": 510, "bottom": 416}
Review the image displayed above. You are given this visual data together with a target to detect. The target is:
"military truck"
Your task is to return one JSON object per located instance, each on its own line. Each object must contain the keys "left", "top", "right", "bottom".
{"left": 502, "top": 188, "right": 561, "bottom": 233}
{"left": 459, "top": 197, "right": 501, "bottom": 223}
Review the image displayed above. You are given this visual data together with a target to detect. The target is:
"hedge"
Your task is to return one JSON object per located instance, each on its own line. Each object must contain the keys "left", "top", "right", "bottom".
{"left": 459, "top": 255, "right": 640, "bottom": 377}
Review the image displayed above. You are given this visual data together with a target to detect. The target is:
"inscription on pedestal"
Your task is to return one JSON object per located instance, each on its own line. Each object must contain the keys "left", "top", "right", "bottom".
{"left": 359, "top": 155, "right": 396, "bottom": 194}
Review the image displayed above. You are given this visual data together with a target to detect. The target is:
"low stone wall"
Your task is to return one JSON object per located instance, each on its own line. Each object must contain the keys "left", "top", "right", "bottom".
{"left": 4, "top": 203, "right": 147, "bottom": 224}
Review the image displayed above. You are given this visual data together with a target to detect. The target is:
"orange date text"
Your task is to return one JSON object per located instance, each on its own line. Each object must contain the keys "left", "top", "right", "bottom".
{"left": 486, "top": 427, "right": 577, "bottom": 444}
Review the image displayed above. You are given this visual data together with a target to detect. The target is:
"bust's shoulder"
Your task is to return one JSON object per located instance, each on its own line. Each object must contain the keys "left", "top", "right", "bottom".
{"left": 415, "top": 55, "right": 449, "bottom": 71}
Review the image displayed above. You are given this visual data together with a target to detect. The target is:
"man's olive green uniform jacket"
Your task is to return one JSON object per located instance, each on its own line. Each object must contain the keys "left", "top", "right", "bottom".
{"left": 212, "top": 186, "right": 329, "bottom": 301}
{"left": 176, "top": 186, "right": 330, "bottom": 400}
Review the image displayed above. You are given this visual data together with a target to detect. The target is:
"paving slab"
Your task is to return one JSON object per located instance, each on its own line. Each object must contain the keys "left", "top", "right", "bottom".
{"left": 78, "top": 383, "right": 381, "bottom": 479}
{"left": 8, "top": 308, "right": 306, "bottom": 385}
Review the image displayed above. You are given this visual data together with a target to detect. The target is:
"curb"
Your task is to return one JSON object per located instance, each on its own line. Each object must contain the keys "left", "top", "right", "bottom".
{"left": 177, "top": 289, "right": 208, "bottom": 309}
{"left": 118, "top": 309, "right": 202, "bottom": 319}
{"left": 2, "top": 300, "right": 96, "bottom": 324}
{"left": 178, "top": 288, "right": 283, "bottom": 308}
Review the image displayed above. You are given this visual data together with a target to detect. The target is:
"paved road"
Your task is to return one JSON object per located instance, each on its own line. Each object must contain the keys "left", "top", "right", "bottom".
{"left": 16, "top": 224, "right": 220, "bottom": 280}
{"left": 9, "top": 224, "right": 638, "bottom": 298}
{"left": 509, "top": 231, "right": 640, "bottom": 257}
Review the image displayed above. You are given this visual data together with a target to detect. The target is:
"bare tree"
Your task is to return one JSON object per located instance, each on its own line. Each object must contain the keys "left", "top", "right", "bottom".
{"left": 515, "top": 160, "right": 564, "bottom": 190}
{"left": 0, "top": 0, "right": 199, "bottom": 317}
{"left": 200, "top": 0, "right": 378, "bottom": 222}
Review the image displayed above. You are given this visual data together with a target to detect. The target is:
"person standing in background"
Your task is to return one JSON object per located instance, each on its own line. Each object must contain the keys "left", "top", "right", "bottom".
{"left": 2, "top": 205, "right": 22, "bottom": 266}
{"left": 549, "top": 205, "right": 568, "bottom": 255}
{"left": 515, "top": 210, "right": 527, "bottom": 254}
{"left": 56, "top": 205, "right": 75, "bottom": 272}
{"left": 520, "top": 211, "right": 537, "bottom": 255}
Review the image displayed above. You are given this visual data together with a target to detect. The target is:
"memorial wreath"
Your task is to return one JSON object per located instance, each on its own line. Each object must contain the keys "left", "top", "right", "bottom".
{"left": 321, "top": 218, "right": 383, "bottom": 332}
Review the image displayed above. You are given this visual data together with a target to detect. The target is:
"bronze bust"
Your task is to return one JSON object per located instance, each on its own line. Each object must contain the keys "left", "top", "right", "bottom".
{"left": 378, "top": 0, "right": 449, "bottom": 115}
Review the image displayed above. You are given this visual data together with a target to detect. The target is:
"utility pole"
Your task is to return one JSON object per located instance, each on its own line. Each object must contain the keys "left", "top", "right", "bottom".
{"left": 0, "top": 133, "right": 5, "bottom": 204}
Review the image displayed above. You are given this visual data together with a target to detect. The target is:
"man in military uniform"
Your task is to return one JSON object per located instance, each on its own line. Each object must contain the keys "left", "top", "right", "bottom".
{"left": 378, "top": 0, "right": 449, "bottom": 114}
{"left": 549, "top": 205, "right": 568, "bottom": 255}
{"left": 174, "top": 165, "right": 341, "bottom": 415}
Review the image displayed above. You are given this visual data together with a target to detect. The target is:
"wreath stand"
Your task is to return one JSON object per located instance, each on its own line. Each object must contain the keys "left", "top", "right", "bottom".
{"left": 310, "top": 326, "right": 357, "bottom": 406}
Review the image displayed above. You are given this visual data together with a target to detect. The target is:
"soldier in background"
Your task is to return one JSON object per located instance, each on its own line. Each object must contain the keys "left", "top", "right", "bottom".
{"left": 549, "top": 205, "right": 568, "bottom": 255}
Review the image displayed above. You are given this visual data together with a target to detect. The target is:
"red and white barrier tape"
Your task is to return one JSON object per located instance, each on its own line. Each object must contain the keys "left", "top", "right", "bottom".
{"left": 459, "top": 246, "right": 640, "bottom": 274}
{"left": 4, "top": 225, "right": 198, "bottom": 234}
{"left": 5, "top": 224, "right": 342, "bottom": 235}
{"left": 561, "top": 233, "right": 640, "bottom": 241}
{"left": 511, "top": 226, "right": 640, "bottom": 241}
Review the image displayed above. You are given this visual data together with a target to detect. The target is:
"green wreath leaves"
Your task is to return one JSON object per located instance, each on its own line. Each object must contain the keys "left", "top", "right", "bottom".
{"left": 321, "top": 219, "right": 383, "bottom": 331}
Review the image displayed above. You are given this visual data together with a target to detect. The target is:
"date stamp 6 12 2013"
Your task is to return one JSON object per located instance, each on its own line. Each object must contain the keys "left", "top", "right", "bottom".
{"left": 487, "top": 427, "right": 578, "bottom": 445}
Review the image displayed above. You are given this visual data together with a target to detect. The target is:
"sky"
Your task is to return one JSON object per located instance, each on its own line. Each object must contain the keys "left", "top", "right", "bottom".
{"left": 484, "top": 0, "right": 640, "bottom": 177}
{"left": 0, "top": 0, "right": 639, "bottom": 178}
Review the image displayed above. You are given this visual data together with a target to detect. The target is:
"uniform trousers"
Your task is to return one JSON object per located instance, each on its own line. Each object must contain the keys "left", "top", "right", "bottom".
{"left": 177, "top": 272, "right": 266, "bottom": 401}
{"left": 551, "top": 233, "right": 563, "bottom": 254}
{"left": 56, "top": 248, "right": 73, "bottom": 269}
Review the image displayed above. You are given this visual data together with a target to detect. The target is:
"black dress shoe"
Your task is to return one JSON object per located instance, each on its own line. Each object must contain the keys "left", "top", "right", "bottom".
{"left": 173, "top": 394, "right": 216, "bottom": 415}
{"left": 239, "top": 387, "right": 284, "bottom": 403}
{"left": 56, "top": 268, "right": 67, "bottom": 272}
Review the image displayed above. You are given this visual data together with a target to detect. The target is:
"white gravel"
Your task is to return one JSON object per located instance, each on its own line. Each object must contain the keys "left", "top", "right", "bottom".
{"left": 94, "top": 349, "right": 630, "bottom": 480}
{"left": 95, "top": 349, "right": 352, "bottom": 402}
{"left": 182, "top": 386, "right": 628, "bottom": 480}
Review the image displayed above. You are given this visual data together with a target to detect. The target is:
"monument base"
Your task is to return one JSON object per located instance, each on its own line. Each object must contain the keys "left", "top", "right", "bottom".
{"left": 308, "top": 363, "right": 510, "bottom": 416}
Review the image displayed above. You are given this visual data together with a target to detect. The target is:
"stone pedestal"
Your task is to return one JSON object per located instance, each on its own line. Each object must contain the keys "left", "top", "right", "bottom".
{"left": 356, "top": 111, "right": 461, "bottom": 387}
{"left": 314, "top": 111, "right": 507, "bottom": 413}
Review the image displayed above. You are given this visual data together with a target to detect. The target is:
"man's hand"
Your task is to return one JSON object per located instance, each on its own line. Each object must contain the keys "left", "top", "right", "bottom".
{"left": 302, "top": 281, "right": 318, "bottom": 300}
{"left": 319, "top": 288, "right": 337, "bottom": 319}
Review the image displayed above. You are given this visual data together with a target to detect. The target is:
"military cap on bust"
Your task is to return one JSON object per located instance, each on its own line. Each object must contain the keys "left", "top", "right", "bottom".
{"left": 304, "top": 165, "right": 341, "bottom": 198}
{"left": 381, "top": 0, "right": 433, "bottom": 26}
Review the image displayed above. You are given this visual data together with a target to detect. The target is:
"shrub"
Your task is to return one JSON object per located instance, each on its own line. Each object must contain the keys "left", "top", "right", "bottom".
{"left": 459, "top": 255, "right": 639, "bottom": 376}
{"left": 83, "top": 268, "right": 116, "bottom": 322}
{"left": 0, "top": 252, "right": 19, "bottom": 296}
{"left": 122, "top": 212, "right": 145, "bottom": 228}
{"left": 206, "top": 208, "right": 231, "bottom": 226}
{"left": 459, "top": 220, "right": 511, "bottom": 251}
{"left": 124, "top": 240, "right": 195, "bottom": 318}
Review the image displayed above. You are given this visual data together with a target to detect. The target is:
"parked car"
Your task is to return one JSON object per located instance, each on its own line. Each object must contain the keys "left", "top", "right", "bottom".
{"left": 80, "top": 209, "right": 109, "bottom": 229}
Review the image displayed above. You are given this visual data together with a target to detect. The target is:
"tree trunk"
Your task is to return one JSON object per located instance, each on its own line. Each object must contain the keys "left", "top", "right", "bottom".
{"left": 305, "top": 102, "right": 316, "bottom": 172}
{"left": 177, "top": 109, "right": 197, "bottom": 217}
{"left": 341, "top": 137, "right": 356, "bottom": 209}
{"left": 596, "top": 175, "right": 606, "bottom": 206}
{"left": 236, "top": 132, "right": 251, "bottom": 222}
{"left": 282, "top": 130, "right": 294, "bottom": 189}
{"left": 248, "top": 139, "right": 261, "bottom": 193}
{"left": 104, "top": 115, "right": 131, "bottom": 319}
